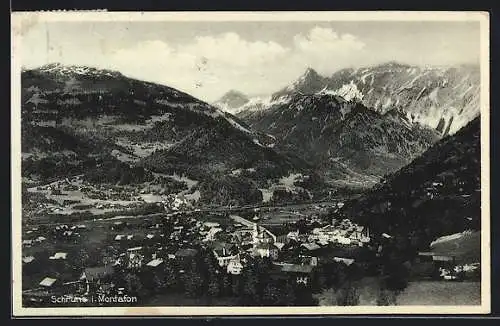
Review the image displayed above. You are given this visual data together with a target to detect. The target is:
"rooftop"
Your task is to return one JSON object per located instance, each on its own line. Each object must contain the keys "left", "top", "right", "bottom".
{"left": 175, "top": 248, "right": 198, "bottom": 257}
{"left": 49, "top": 252, "right": 68, "bottom": 260}
{"left": 81, "top": 265, "right": 115, "bottom": 281}
{"left": 301, "top": 243, "right": 321, "bottom": 251}
{"left": 333, "top": 257, "right": 355, "bottom": 266}
{"left": 146, "top": 259, "right": 164, "bottom": 267}
{"left": 23, "top": 256, "right": 35, "bottom": 263}
{"left": 39, "top": 277, "right": 57, "bottom": 287}
{"left": 256, "top": 242, "right": 279, "bottom": 250}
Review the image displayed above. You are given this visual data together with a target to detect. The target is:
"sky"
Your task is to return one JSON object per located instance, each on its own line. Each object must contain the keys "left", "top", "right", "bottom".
{"left": 18, "top": 20, "right": 481, "bottom": 102}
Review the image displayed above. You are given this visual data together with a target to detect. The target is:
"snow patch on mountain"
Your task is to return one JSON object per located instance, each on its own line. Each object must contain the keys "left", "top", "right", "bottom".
{"left": 329, "top": 81, "right": 364, "bottom": 102}
{"left": 38, "top": 63, "right": 123, "bottom": 78}
{"left": 360, "top": 73, "right": 369, "bottom": 84}
{"left": 234, "top": 95, "right": 292, "bottom": 114}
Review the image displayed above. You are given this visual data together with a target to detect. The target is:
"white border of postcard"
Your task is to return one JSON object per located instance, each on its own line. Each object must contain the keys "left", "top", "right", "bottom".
{"left": 11, "top": 11, "right": 491, "bottom": 316}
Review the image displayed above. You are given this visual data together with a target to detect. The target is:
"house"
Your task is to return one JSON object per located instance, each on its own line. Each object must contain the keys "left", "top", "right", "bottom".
{"left": 277, "top": 263, "right": 314, "bottom": 285}
{"left": 115, "top": 234, "right": 125, "bottom": 241}
{"left": 80, "top": 265, "right": 115, "bottom": 294}
{"left": 301, "top": 242, "right": 321, "bottom": 252}
{"left": 432, "top": 255, "right": 455, "bottom": 263}
{"left": 317, "top": 240, "right": 329, "bottom": 247}
{"left": 205, "top": 227, "right": 223, "bottom": 241}
{"left": 175, "top": 248, "right": 198, "bottom": 263}
{"left": 274, "top": 242, "right": 286, "bottom": 250}
{"left": 22, "top": 239, "right": 33, "bottom": 247}
{"left": 39, "top": 277, "right": 57, "bottom": 288}
{"left": 418, "top": 251, "right": 435, "bottom": 261}
{"left": 111, "top": 221, "right": 125, "bottom": 231}
{"left": 62, "top": 230, "right": 76, "bottom": 238}
{"left": 203, "top": 222, "right": 220, "bottom": 228}
{"left": 252, "top": 224, "right": 276, "bottom": 244}
{"left": 127, "top": 246, "right": 143, "bottom": 252}
{"left": 350, "top": 225, "right": 370, "bottom": 243}
{"left": 275, "top": 233, "right": 290, "bottom": 244}
{"left": 298, "top": 255, "right": 318, "bottom": 267}
{"left": 213, "top": 243, "right": 239, "bottom": 267}
{"left": 23, "top": 256, "right": 35, "bottom": 264}
{"left": 333, "top": 257, "right": 355, "bottom": 266}
{"left": 232, "top": 229, "right": 254, "bottom": 245}
{"left": 254, "top": 243, "right": 279, "bottom": 260}
{"left": 227, "top": 258, "right": 244, "bottom": 275}
{"left": 126, "top": 247, "right": 144, "bottom": 269}
{"left": 287, "top": 230, "right": 300, "bottom": 241}
{"left": 146, "top": 258, "right": 164, "bottom": 268}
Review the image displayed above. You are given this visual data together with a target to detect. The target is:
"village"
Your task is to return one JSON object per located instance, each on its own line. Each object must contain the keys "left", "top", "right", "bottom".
{"left": 21, "top": 190, "right": 381, "bottom": 307}
{"left": 21, "top": 173, "right": 480, "bottom": 307}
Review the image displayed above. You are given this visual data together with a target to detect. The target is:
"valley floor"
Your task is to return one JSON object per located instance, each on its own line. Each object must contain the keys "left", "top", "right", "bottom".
{"left": 395, "top": 281, "right": 481, "bottom": 306}
{"left": 314, "top": 278, "right": 481, "bottom": 306}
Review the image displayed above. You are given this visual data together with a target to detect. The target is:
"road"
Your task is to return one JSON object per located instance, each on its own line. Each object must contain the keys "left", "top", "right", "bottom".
{"left": 22, "top": 199, "right": 341, "bottom": 228}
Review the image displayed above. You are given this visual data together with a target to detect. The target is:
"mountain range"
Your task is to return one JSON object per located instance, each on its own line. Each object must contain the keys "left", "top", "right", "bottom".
{"left": 341, "top": 115, "right": 481, "bottom": 253}
{"left": 229, "top": 62, "right": 479, "bottom": 136}
{"left": 21, "top": 61, "right": 481, "bottom": 206}
{"left": 226, "top": 62, "right": 480, "bottom": 187}
{"left": 212, "top": 90, "right": 250, "bottom": 112}
{"left": 236, "top": 91, "right": 440, "bottom": 186}
{"left": 21, "top": 63, "right": 322, "bottom": 206}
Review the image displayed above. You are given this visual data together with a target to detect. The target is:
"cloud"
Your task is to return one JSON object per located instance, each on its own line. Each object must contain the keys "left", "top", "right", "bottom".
{"left": 290, "top": 27, "right": 366, "bottom": 74}
{"left": 294, "top": 27, "right": 365, "bottom": 53}
{"left": 182, "top": 32, "right": 289, "bottom": 67}
{"left": 109, "top": 27, "right": 366, "bottom": 101}
{"left": 104, "top": 32, "right": 291, "bottom": 101}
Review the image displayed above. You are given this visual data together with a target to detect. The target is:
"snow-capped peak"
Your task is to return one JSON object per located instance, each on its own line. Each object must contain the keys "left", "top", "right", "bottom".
{"left": 285, "top": 68, "right": 322, "bottom": 91}
{"left": 36, "top": 63, "right": 123, "bottom": 78}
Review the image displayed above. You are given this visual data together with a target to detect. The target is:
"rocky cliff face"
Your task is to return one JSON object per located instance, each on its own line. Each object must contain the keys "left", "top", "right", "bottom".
{"left": 238, "top": 62, "right": 480, "bottom": 137}
{"left": 238, "top": 91, "right": 439, "bottom": 186}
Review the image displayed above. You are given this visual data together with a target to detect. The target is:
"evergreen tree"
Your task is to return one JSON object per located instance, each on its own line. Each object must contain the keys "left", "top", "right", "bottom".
{"left": 124, "top": 273, "right": 143, "bottom": 296}
{"left": 221, "top": 273, "right": 232, "bottom": 296}
{"left": 242, "top": 267, "right": 260, "bottom": 305}
{"left": 207, "top": 276, "right": 221, "bottom": 297}
{"left": 231, "top": 275, "right": 242, "bottom": 296}
{"left": 153, "top": 274, "right": 166, "bottom": 292}
{"left": 279, "top": 281, "right": 297, "bottom": 306}
{"left": 376, "top": 288, "right": 396, "bottom": 306}
{"left": 163, "top": 264, "right": 178, "bottom": 290}
{"left": 262, "top": 283, "right": 280, "bottom": 305}
{"left": 183, "top": 260, "right": 203, "bottom": 297}
{"left": 336, "top": 284, "right": 360, "bottom": 306}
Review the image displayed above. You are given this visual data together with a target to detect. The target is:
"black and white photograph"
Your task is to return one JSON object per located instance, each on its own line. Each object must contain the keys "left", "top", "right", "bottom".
{"left": 11, "top": 11, "right": 490, "bottom": 316}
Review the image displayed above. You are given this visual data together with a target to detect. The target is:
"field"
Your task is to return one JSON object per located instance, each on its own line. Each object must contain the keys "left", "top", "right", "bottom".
{"left": 314, "top": 277, "right": 389, "bottom": 306}
{"left": 396, "top": 281, "right": 481, "bottom": 305}
{"left": 21, "top": 213, "right": 168, "bottom": 290}
{"left": 314, "top": 278, "right": 481, "bottom": 306}
{"left": 430, "top": 231, "right": 481, "bottom": 264}
{"left": 144, "top": 292, "right": 239, "bottom": 306}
